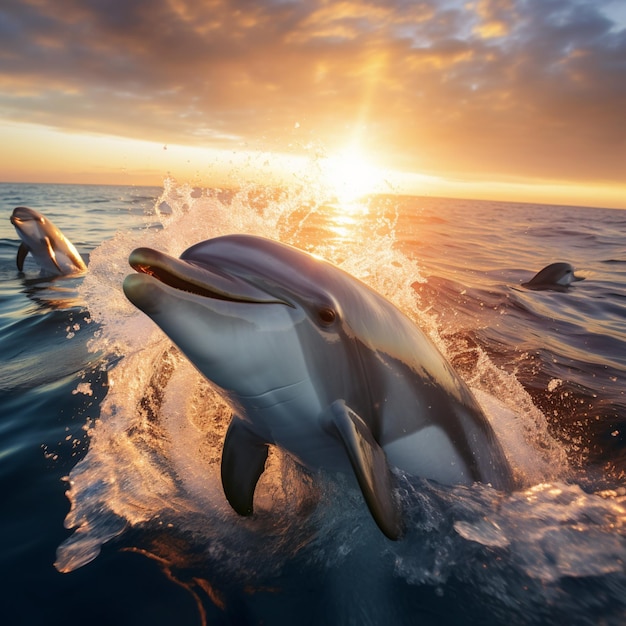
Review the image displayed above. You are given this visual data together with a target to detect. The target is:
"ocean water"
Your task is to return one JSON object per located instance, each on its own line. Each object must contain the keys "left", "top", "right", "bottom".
{"left": 0, "top": 180, "right": 625, "bottom": 625}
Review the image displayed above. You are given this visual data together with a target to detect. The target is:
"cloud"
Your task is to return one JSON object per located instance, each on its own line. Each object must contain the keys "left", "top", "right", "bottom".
{"left": 0, "top": 0, "right": 624, "bottom": 185}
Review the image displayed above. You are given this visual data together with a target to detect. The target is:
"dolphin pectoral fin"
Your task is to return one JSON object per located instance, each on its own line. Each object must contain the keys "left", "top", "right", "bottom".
{"left": 16, "top": 243, "right": 29, "bottom": 271}
{"left": 43, "top": 237, "right": 62, "bottom": 272}
{"left": 221, "top": 417, "right": 269, "bottom": 516}
{"left": 326, "top": 400, "right": 403, "bottom": 540}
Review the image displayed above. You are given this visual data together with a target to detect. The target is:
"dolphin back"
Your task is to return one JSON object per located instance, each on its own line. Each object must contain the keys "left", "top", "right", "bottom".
{"left": 347, "top": 299, "right": 514, "bottom": 491}
{"left": 522, "top": 262, "right": 583, "bottom": 290}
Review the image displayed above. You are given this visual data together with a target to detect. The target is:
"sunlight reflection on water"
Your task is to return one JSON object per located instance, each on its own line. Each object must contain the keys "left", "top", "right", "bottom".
{"left": 327, "top": 201, "right": 370, "bottom": 239}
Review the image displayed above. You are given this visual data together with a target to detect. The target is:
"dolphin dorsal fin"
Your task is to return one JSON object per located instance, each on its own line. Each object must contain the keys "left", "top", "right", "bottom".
{"left": 16, "top": 242, "right": 29, "bottom": 271}
{"left": 325, "top": 400, "right": 403, "bottom": 540}
{"left": 221, "top": 417, "right": 269, "bottom": 516}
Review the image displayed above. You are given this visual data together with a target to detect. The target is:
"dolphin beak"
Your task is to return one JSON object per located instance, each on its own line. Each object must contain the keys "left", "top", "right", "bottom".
{"left": 127, "top": 247, "right": 287, "bottom": 304}
{"left": 572, "top": 273, "right": 585, "bottom": 282}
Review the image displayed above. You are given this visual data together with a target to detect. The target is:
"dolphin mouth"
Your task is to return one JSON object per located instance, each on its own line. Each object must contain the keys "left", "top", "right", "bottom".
{"left": 10, "top": 214, "right": 26, "bottom": 228}
{"left": 128, "top": 247, "right": 287, "bottom": 305}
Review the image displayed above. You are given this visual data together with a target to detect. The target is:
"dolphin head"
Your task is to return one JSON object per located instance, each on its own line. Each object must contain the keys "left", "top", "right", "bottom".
{"left": 123, "top": 234, "right": 476, "bottom": 430}
{"left": 522, "top": 262, "right": 585, "bottom": 291}
{"left": 10, "top": 206, "right": 47, "bottom": 241}
{"left": 123, "top": 235, "right": 367, "bottom": 406}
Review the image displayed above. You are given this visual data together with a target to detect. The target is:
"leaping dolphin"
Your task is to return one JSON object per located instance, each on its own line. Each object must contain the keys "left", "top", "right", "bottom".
{"left": 522, "top": 262, "right": 584, "bottom": 291}
{"left": 10, "top": 206, "right": 87, "bottom": 275}
{"left": 123, "top": 235, "right": 514, "bottom": 539}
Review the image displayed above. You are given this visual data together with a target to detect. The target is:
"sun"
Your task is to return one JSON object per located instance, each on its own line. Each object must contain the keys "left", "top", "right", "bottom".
{"left": 320, "top": 148, "right": 386, "bottom": 204}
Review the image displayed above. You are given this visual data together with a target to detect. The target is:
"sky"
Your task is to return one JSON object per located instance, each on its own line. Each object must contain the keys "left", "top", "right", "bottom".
{"left": 0, "top": 0, "right": 625, "bottom": 207}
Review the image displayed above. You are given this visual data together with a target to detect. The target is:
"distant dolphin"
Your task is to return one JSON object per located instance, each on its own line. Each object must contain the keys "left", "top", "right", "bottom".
{"left": 10, "top": 206, "right": 87, "bottom": 275}
{"left": 123, "top": 235, "right": 513, "bottom": 539}
{"left": 522, "top": 262, "right": 584, "bottom": 291}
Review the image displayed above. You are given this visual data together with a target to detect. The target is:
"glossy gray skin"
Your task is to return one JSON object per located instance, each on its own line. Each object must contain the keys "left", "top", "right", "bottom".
{"left": 522, "top": 262, "right": 584, "bottom": 291}
{"left": 123, "top": 235, "right": 513, "bottom": 539}
{"left": 10, "top": 206, "right": 86, "bottom": 275}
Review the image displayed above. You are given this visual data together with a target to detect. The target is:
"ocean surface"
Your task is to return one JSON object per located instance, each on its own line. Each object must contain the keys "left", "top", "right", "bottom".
{"left": 1, "top": 181, "right": 625, "bottom": 625}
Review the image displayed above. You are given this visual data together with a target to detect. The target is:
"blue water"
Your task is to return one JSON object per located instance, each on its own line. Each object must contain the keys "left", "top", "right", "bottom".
{"left": 1, "top": 181, "right": 624, "bottom": 625}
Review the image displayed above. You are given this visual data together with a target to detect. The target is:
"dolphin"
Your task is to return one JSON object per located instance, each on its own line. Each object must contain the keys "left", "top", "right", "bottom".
{"left": 10, "top": 206, "right": 87, "bottom": 275}
{"left": 521, "top": 262, "right": 585, "bottom": 291}
{"left": 123, "top": 235, "right": 513, "bottom": 539}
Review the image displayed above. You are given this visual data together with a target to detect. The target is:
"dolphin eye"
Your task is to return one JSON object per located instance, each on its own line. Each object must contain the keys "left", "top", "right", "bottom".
{"left": 317, "top": 307, "right": 337, "bottom": 326}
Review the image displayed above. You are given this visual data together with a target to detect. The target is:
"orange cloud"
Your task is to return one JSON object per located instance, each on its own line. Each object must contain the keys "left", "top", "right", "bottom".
{"left": 0, "top": 0, "right": 624, "bottom": 205}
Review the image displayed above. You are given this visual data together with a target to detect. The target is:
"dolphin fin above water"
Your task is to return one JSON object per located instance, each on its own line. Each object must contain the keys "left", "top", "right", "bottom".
{"left": 324, "top": 400, "right": 403, "bottom": 540}
{"left": 16, "top": 242, "right": 29, "bottom": 272}
{"left": 43, "top": 236, "right": 63, "bottom": 273}
{"left": 222, "top": 400, "right": 403, "bottom": 539}
{"left": 221, "top": 417, "right": 270, "bottom": 517}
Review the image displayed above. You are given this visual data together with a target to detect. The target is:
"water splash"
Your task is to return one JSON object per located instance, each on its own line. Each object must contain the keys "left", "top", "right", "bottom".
{"left": 54, "top": 181, "right": 625, "bottom": 625}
